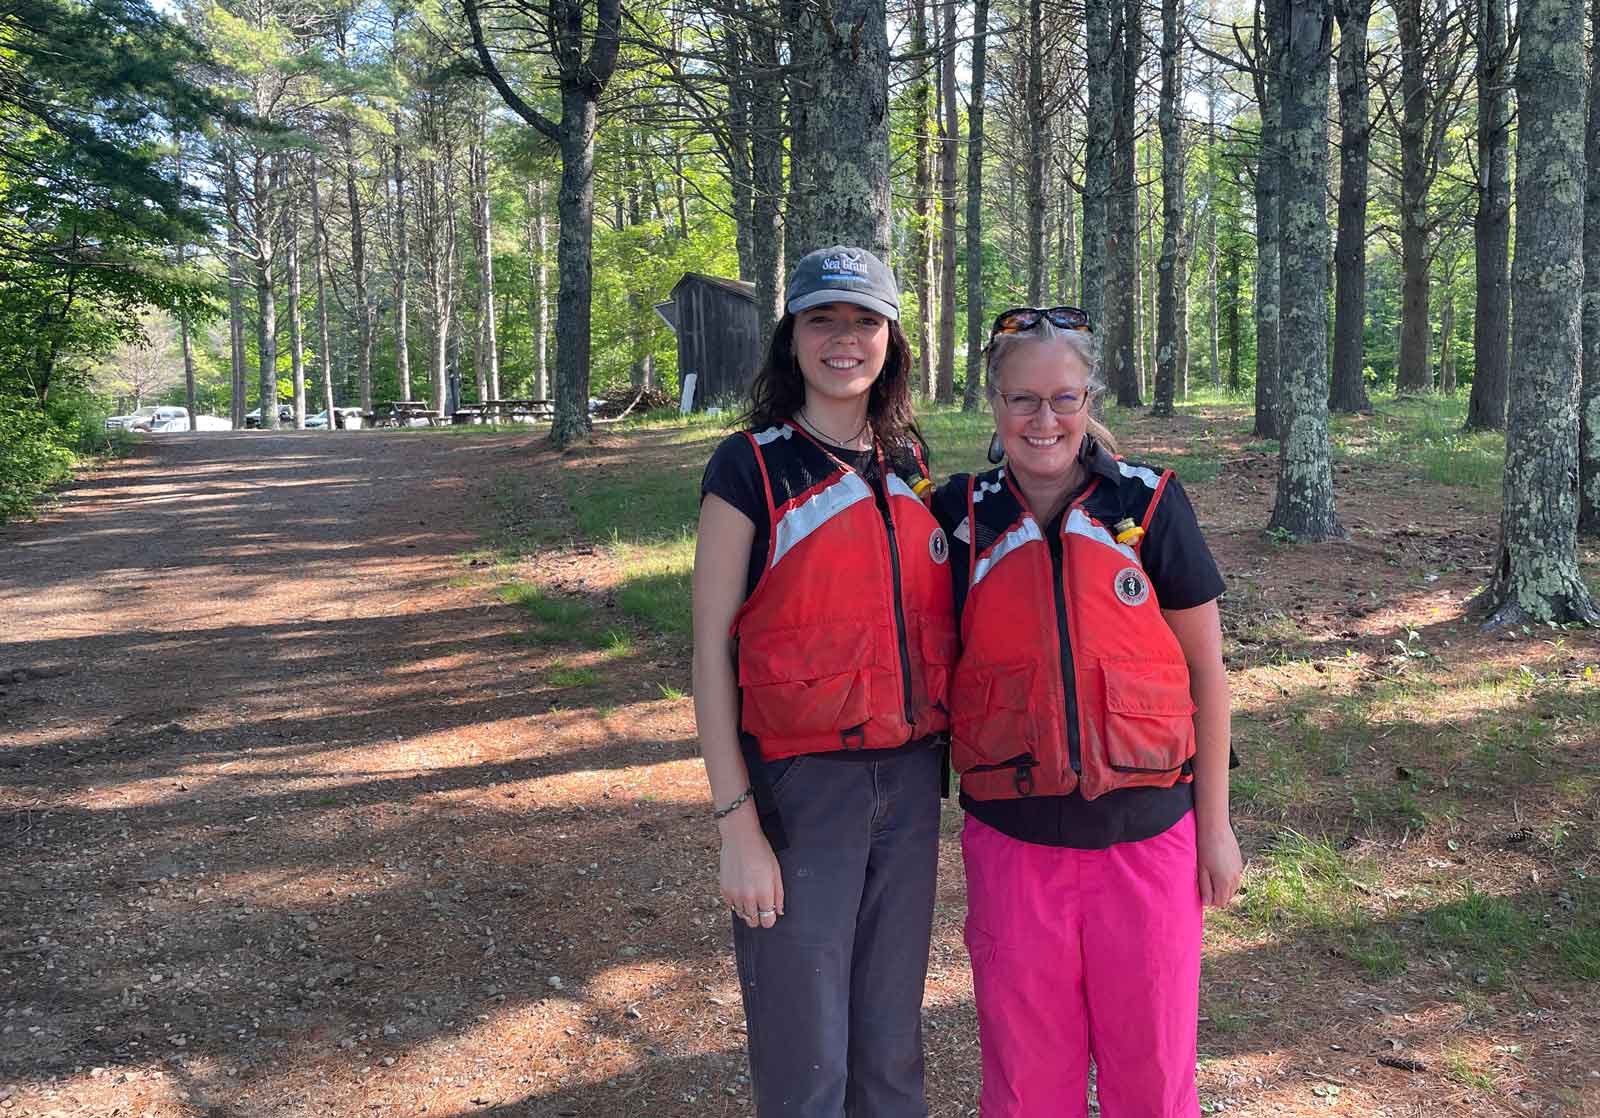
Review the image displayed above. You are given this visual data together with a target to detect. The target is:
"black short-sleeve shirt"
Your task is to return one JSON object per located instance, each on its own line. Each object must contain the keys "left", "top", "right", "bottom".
{"left": 930, "top": 446, "right": 1226, "bottom": 849}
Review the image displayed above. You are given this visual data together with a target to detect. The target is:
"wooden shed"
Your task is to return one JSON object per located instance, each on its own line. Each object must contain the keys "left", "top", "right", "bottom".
{"left": 654, "top": 273, "right": 760, "bottom": 409}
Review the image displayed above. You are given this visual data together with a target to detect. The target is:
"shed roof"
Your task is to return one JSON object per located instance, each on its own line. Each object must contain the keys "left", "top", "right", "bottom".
{"left": 671, "top": 272, "right": 757, "bottom": 301}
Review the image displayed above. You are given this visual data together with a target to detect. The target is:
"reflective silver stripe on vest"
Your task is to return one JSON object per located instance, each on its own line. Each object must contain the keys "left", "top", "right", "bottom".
{"left": 971, "top": 516, "right": 1043, "bottom": 587}
{"left": 886, "top": 473, "right": 919, "bottom": 502}
{"left": 771, "top": 472, "right": 874, "bottom": 569}
{"left": 1065, "top": 507, "right": 1137, "bottom": 563}
{"left": 753, "top": 424, "right": 794, "bottom": 446}
{"left": 1117, "top": 460, "right": 1160, "bottom": 489}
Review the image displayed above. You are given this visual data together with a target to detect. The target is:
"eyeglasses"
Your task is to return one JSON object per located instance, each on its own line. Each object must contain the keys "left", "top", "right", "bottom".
{"left": 992, "top": 389, "right": 1092, "bottom": 417}
{"left": 989, "top": 306, "right": 1093, "bottom": 338}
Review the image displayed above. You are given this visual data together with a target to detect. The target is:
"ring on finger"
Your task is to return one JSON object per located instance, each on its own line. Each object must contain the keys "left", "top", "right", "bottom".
{"left": 756, "top": 907, "right": 776, "bottom": 917}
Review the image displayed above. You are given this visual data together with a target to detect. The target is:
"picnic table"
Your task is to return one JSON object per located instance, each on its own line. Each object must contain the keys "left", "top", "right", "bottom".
{"left": 373, "top": 401, "right": 450, "bottom": 427}
{"left": 478, "top": 398, "right": 554, "bottom": 422}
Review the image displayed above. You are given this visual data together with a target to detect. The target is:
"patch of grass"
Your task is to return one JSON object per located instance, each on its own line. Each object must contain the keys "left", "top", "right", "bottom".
{"left": 570, "top": 468, "right": 701, "bottom": 543}
{"left": 1238, "top": 830, "right": 1374, "bottom": 934}
{"left": 1343, "top": 931, "right": 1408, "bottom": 979}
{"left": 657, "top": 682, "right": 686, "bottom": 700}
{"left": 1442, "top": 1044, "right": 1496, "bottom": 1091}
{"left": 615, "top": 533, "right": 695, "bottom": 638}
{"left": 499, "top": 582, "right": 592, "bottom": 627}
{"left": 1556, "top": 922, "right": 1600, "bottom": 980}
{"left": 543, "top": 661, "right": 601, "bottom": 688}
{"left": 1422, "top": 885, "right": 1538, "bottom": 983}
{"left": 593, "top": 629, "right": 635, "bottom": 658}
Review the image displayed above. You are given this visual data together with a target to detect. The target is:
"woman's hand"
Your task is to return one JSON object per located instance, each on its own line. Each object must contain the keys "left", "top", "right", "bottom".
{"left": 719, "top": 805, "right": 784, "bottom": 929}
{"left": 1196, "top": 819, "right": 1243, "bottom": 907}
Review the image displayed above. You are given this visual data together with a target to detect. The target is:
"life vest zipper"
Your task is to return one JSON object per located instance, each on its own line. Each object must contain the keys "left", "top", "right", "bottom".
{"left": 877, "top": 479, "right": 916, "bottom": 725}
{"left": 1049, "top": 515, "right": 1083, "bottom": 775}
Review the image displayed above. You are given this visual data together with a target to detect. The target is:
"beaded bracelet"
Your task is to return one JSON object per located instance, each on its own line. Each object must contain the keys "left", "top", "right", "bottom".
{"left": 712, "top": 786, "right": 754, "bottom": 820}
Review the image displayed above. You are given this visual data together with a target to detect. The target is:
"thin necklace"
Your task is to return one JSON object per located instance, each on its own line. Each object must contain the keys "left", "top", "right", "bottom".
{"left": 797, "top": 408, "right": 870, "bottom": 450}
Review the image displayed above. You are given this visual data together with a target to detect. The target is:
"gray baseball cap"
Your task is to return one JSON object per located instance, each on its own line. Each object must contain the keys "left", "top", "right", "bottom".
{"left": 785, "top": 245, "right": 900, "bottom": 321}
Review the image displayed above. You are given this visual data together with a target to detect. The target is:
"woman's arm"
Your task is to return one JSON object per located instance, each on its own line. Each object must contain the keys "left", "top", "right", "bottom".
{"left": 693, "top": 494, "right": 784, "bottom": 929}
{"left": 1162, "top": 599, "right": 1243, "bottom": 907}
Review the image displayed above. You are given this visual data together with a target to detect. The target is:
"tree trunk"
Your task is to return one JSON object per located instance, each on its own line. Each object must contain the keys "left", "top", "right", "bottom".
{"left": 787, "top": 0, "right": 892, "bottom": 256}
{"left": 1330, "top": 0, "right": 1374, "bottom": 412}
{"left": 528, "top": 179, "right": 550, "bottom": 401}
{"left": 963, "top": 0, "right": 992, "bottom": 412}
{"left": 1266, "top": 0, "right": 1343, "bottom": 540}
{"left": 1467, "top": 0, "right": 1512, "bottom": 430}
{"left": 393, "top": 139, "right": 412, "bottom": 402}
{"left": 1152, "top": 0, "right": 1184, "bottom": 417}
{"left": 344, "top": 128, "right": 373, "bottom": 413}
{"left": 1253, "top": 1, "right": 1282, "bottom": 439}
{"left": 287, "top": 198, "right": 306, "bottom": 429}
{"left": 1025, "top": 0, "right": 1047, "bottom": 301}
{"left": 749, "top": 17, "right": 785, "bottom": 355}
{"left": 226, "top": 161, "right": 246, "bottom": 429}
{"left": 1223, "top": 244, "right": 1241, "bottom": 391}
{"left": 1394, "top": 0, "right": 1433, "bottom": 393}
{"left": 1580, "top": 0, "right": 1600, "bottom": 532}
{"left": 550, "top": 86, "right": 601, "bottom": 445}
{"left": 174, "top": 136, "right": 199, "bottom": 430}
{"left": 1081, "top": 0, "right": 1112, "bottom": 330}
{"left": 1484, "top": 0, "right": 1600, "bottom": 625}
{"left": 725, "top": 28, "right": 755, "bottom": 284}
{"left": 1207, "top": 78, "right": 1221, "bottom": 387}
{"left": 1107, "top": 0, "right": 1142, "bottom": 407}
{"left": 473, "top": 114, "right": 501, "bottom": 402}
{"left": 910, "top": 0, "right": 935, "bottom": 398}
{"left": 1437, "top": 288, "right": 1456, "bottom": 393}
{"left": 253, "top": 155, "right": 280, "bottom": 432}
{"left": 937, "top": 0, "right": 959, "bottom": 405}
{"left": 311, "top": 158, "right": 335, "bottom": 417}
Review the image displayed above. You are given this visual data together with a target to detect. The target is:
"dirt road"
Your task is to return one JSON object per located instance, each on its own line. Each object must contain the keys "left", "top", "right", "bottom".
{"left": 0, "top": 431, "right": 767, "bottom": 1117}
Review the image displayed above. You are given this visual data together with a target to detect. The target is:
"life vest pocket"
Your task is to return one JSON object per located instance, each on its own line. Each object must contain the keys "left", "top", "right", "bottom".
{"left": 738, "top": 623, "right": 876, "bottom": 739}
{"left": 909, "top": 614, "right": 960, "bottom": 727}
{"left": 1098, "top": 659, "right": 1196, "bottom": 774}
{"left": 949, "top": 662, "right": 1037, "bottom": 773}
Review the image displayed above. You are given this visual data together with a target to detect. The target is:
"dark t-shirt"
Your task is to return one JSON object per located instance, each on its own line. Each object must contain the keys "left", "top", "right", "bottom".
{"left": 700, "top": 426, "right": 934, "bottom": 767}
{"left": 931, "top": 450, "right": 1227, "bottom": 849}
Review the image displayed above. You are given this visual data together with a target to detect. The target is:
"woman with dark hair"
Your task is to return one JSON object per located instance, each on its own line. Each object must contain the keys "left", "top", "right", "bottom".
{"left": 934, "top": 308, "right": 1242, "bottom": 1117}
{"left": 692, "top": 246, "right": 956, "bottom": 1117}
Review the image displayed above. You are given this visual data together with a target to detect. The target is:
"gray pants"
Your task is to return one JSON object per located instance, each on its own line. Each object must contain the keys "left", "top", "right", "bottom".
{"left": 734, "top": 746, "right": 943, "bottom": 1118}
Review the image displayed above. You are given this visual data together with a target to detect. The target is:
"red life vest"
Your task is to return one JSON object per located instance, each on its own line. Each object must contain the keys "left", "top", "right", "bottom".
{"left": 732, "top": 422, "right": 957, "bottom": 760}
{"left": 949, "top": 462, "right": 1197, "bottom": 801}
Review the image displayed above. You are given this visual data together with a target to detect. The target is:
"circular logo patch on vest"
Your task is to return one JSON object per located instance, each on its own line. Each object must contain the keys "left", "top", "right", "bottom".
{"left": 1114, "top": 566, "right": 1150, "bottom": 607}
{"left": 929, "top": 527, "right": 949, "bottom": 565}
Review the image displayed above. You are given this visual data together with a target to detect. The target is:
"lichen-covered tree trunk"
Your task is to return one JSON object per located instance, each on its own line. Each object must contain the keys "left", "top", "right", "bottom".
{"left": 1252, "top": 7, "right": 1282, "bottom": 439}
{"left": 1107, "top": 0, "right": 1143, "bottom": 408}
{"left": 252, "top": 154, "right": 280, "bottom": 432}
{"left": 1330, "top": 0, "right": 1373, "bottom": 413}
{"left": 909, "top": 0, "right": 935, "bottom": 399}
{"left": 1579, "top": 0, "right": 1600, "bottom": 533}
{"left": 749, "top": 18, "right": 785, "bottom": 356}
{"left": 1152, "top": 0, "right": 1183, "bottom": 417}
{"left": 1266, "top": 0, "right": 1343, "bottom": 540}
{"left": 550, "top": 88, "right": 599, "bottom": 445}
{"left": 1467, "top": 0, "right": 1511, "bottom": 431}
{"left": 787, "top": 0, "right": 892, "bottom": 257}
{"left": 1080, "top": 0, "right": 1112, "bottom": 331}
{"left": 1484, "top": 0, "right": 1600, "bottom": 625}
{"left": 1025, "top": 0, "right": 1047, "bottom": 302}
{"left": 1394, "top": 0, "right": 1432, "bottom": 394}
{"left": 936, "top": 0, "right": 958, "bottom": 405}
{"left": 962, "top": 0, "right": 991, "bottom": 412}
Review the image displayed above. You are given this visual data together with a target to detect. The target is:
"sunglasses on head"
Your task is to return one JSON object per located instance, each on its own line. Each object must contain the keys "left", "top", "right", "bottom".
{"left": 989, "top": 306, "right": 1093, "bottom": 338}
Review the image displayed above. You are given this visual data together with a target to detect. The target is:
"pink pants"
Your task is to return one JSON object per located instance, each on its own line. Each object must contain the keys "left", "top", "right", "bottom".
{"left": 962, "top": 811, "right": 1203, "bottom": 1118}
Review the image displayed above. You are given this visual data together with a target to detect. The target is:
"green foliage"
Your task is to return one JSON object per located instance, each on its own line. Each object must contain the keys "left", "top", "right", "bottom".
{"left": 0, "top": 396, "right": 76, "bottom": 521}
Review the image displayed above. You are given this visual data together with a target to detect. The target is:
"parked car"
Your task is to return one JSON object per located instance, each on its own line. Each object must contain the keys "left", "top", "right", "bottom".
{"left": 305, "top": 407, "right": 365, "bottom": 430}
{"left": 136, "top": 406, "right": 193, "bottom": 432}
{"left": 243, "top": 405, "right": 295, "bottom": 428}
{"left": 193, "top": 414, "right": 232, "bottom": 431}
{"left": 105, "top": 406, "right": 160, "bottom": 431}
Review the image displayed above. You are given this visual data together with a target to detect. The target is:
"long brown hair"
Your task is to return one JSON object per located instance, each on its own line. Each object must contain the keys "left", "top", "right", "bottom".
{"left": 743, "top": 312, "right": 922, "bottom": 449}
